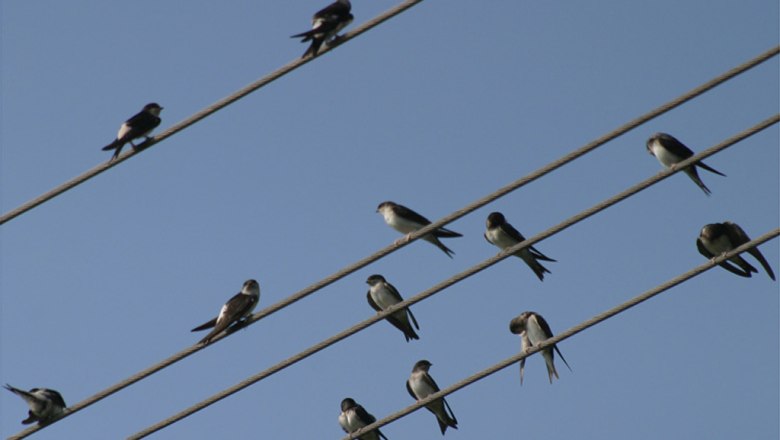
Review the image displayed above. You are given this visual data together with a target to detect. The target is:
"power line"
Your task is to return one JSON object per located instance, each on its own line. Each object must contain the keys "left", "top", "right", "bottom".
{"left": 342, "top": 228, "right": 780, "bottom": 439}
{"left": 6, "top": 45, "right": 776, "bottom": 438}
{"left": 0, "top": 0, "right": 426, "bottom": 226}
{"left": 124, "top": 115, "right": 778, "bottom": 439}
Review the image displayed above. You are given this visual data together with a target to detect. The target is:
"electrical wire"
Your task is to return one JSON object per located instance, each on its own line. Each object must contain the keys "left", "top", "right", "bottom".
{"left": 124, "top": 115, "right": 778, "bottom": 439}
{"left": 6, "top": 44, "right": 776, "bottom": 437}
{"left": 0, "top": 0, "right": 426, "bottom": 226}
{"left": 342, "top": 228, "right": 780, "bottom": 439}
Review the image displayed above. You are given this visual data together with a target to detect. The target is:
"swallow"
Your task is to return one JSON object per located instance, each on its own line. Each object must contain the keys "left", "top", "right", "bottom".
{"left": 4, "top": 384, "right": 66, "bottom": 425}
{"left": 339, "top": 397, "right": 389, "bottom": 440}
{"left": 646, "top": 132, "right": 726, "bottom": 196}
{"left": 102, "top": 103, "right": 163, "bottom": 160}
{"left": 697, "top": 222, "right": 776, "bottom": 281}
{"left": 406, "top": 360, "right": 458, "bottom": 435}
{"left": 509, "top": 311, "right": 572, "bottom": 384}
{"left": 291, "top": 0, "right": 353, "bottom": 58}
{"left": 376, "top": 201, "right": 462, "bottom": 258}
{"left": 191, "top": 279, "right": 260, "bottom": 344}
{"left": 484, "top": 211, "right": 556, "bottom": 281}
{"left": 365, "top": 274, "right": 420, "bottom": 342}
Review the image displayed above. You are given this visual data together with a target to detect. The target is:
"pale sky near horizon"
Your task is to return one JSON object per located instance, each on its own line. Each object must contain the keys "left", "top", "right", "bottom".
{"left": 2, "top": 1, "right": 778, "bottom": 439}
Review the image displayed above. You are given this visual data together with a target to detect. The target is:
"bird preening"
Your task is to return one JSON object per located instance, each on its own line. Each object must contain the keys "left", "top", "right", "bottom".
{"left": 697, "top": 221, "right": 776, "bottom": 281}
{"left": 291, "top": 0, "right": 353, "bottom": 58}
{"left": 102, "top": 102, "right": 163, "bottom": 161}
{"left": 191, "top": 279, "right": 261, "bottom": 345}
{"left": 4, "top": 384, "right": 67, "bottom": 426}
{"left": 509, "top": 311, "right": 572, "bottom": 384}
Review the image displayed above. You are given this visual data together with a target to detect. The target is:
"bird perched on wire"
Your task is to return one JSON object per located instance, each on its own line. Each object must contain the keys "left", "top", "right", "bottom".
{"left": 191, "top": 279, "right": 260, "bottom": 345}
{"left": 484, "top": 211, "right": 557, "bottom": 281}
{"left": 366, "top": 274, "right": 420, "bottom": 342}
{"left": 102, "top": 102, "right": 163, "bottom": 160}
{"left": 646, "top": 132, "right": 725, "bottom": 196}
{"left": 338, "top": 397, "right": 389, "bottom": 440}
{"left": 696, "top": 221, "right": 776, "bottom": 281}
{"left": 4, "top": 384, "right": 67, "bottom": 425}
{"left": 509, "top": 311, "right": 572, "bottom": 384}
{"left": 376, "top": 201, "right": 462, "bottom": 258}
{"left": 406, "top": 360, "right": 458, "bottom": 435}
{"left": 291, "top": 0, "right": 353, "bottom": 58}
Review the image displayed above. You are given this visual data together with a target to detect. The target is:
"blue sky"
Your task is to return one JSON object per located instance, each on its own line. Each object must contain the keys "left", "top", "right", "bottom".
{"left": 2, "top": 1, "right": 778, "bottom": 439}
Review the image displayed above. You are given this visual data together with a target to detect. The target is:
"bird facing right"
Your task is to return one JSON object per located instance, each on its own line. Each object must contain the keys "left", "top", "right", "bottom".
{"left": 291, "top": 0, "right": 353, "bottom": 58}
{"left": 102, "top": 102, "right": 163, "bottom": 160}
{"left": 191, "top": 279, "right": 261, "bottom": 345}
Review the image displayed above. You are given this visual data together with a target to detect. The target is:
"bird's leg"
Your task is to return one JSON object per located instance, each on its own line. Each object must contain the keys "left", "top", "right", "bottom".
{"left": 331, "top": 34, "right": 347, "bottom": 45}
{"left": 394, "top": 233, "right": 413, "bottom": 245}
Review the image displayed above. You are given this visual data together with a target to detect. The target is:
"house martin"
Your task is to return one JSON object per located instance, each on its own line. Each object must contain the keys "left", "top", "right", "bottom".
{"left": 509, "top": 311, "right": 572, "bottom": 384}
{"left": 406, "top": 360, "right": 458, "bottom": 435}
{"left": 4, "top": 384, "right": 66, "bottom": 425}
{"left": 366, "top": 274, "right": 420, "bottom": 342}
{"left": 339, "top": 397, "right": 389, "bottom": 440}
{"left": 191, "top": 279, "right": 260, "bottom": 344}
{"left": 697, "top": 222, "right": 776, "bottom": 280}
{"left": 646, "top": 132, "right": 725, "bottom": 196}
{"left": 291, "top": 0, "right": 353, "bottom": 58}
{"left": 102, "top": 102, "right": 163, "bottom": 160}
{"left": 376, "top": 201, "right": 462, "bottom": 258}
{"left": 484, "top": 211, "right": 556, "bottom": 281}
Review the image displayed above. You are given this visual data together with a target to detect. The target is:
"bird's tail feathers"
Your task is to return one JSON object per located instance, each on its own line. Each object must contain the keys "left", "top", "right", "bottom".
{"left": 544, "top": 351, "right": 559, "bottom": 384}
{"left": 198, "top": 329, "right": 220, "bottom": 345}
{"left": 102, "top": 139, "right": 121, "bottom": 151}
{"left": 519, "top": 358, "right": 526, "bottom": 385}
{"left": 718, "top": 261, "right": 753, "bottom": 278}
{"left": 554, "top": 345, "right": 573, "bottom": 372}
{"left": 530, "top": 246, "right": 557, "bottom": 262}
{"left": 433, "top": 228, "right": 463, "bottom": 238}
{"left": 427, "top": 236, "right": 455, "bottom": 258}
{"left": 685, "top": 169, "right": 713, "bottom": 196}
{"left": 302, "top": 39, "right": 324, "bottom": 58}
{"left": 290, "top": 30, "right": 314, "bottom": 41}
{"left": 697, "top": 161, "right": 726, "bottom": 177}
{"left": 191, "top": 317, "right": 218, "bottom": 332}
{"left": 529, "top": 260, "right": 551, "bottom": 281}
{"left": 748, "top": 249, "right": 776, "bottom": 281}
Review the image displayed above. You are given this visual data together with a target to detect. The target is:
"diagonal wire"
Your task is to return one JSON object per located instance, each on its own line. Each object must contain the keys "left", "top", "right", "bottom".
{"left": 343, "top": 228, "right": 780, "bottom": 439}
{"left": 6, "top": 44, "right": 776, "bottom": 437}
{"left": 0, "top": 0, "right": 426, "bottom": 226}
{"left": 124, "top": 115, "right": 777, "bottom": 439}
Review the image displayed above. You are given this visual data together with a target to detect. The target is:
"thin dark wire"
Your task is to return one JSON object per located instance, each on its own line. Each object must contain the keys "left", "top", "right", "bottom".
{"left": 0, "top": 0, "right": 426, "bottom": 226}
{"left": 125, "top": 116, "right": 777, "bottom": 439}
{"left": 6, "top": 45, "right": 776, "bottom": 437}
{"left": 343, "top": 228, "right": 780, "bottom": 439}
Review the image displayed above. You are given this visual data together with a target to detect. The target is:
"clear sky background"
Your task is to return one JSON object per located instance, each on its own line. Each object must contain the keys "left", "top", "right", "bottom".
{"left": 1, "top": 1, "right": 778, "bottom": 439}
